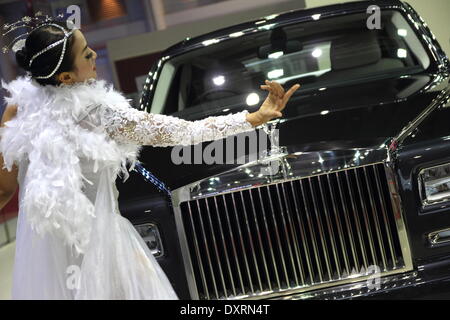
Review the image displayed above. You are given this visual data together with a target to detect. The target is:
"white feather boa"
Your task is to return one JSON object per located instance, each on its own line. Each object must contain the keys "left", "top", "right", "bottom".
{"left": 0, "top": 75, "right": 143, "bottom": 255}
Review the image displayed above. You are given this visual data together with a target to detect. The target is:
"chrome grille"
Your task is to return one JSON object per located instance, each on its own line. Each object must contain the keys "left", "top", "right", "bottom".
{"left": 179, "top": 163, "right": 408, "bottom": 299}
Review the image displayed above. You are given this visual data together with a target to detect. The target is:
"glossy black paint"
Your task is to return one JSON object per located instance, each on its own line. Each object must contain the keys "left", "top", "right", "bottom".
{"left": 118, "top": 0, "right": 450, "bottom": 299}
{"left": 392, "top": 91, "right": 450, "bottom": 263}
{"left": 117, "top": 193, "right": 191, "bottom": 298}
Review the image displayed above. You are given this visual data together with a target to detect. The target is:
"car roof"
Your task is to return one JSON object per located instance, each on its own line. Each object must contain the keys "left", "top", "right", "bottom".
{"left": 163, "top": 0, "right": 404, "bottom": 56}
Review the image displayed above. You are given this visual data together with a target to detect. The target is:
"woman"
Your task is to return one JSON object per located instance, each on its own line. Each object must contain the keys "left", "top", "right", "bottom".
{"left": 0, "top": 17, "right": 300, "bottom": 299}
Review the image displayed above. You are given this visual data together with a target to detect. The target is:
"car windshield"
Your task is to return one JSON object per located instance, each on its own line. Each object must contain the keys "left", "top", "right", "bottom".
{"left": 150, "top": 9, "right": 430, "bottom": 118}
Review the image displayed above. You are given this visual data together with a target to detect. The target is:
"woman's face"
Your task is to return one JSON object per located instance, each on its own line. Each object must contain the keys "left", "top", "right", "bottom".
{"left": 57, "top": 29, "right": 97, "bottom": 84}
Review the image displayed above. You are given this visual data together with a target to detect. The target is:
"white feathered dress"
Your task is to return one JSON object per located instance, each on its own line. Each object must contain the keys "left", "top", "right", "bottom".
{"left": 0, "top": 75, "right": 255, "bottom": 299}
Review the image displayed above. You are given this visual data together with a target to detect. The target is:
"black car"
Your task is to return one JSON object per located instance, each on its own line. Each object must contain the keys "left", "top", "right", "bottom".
{"left": 116, "top": 0, "right": 450, "bottom": 299}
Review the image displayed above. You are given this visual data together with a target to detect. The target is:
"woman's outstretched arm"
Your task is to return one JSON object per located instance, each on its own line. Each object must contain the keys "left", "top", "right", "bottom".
{"left": 101, "top": 80, "right": 300, "bottom": 147}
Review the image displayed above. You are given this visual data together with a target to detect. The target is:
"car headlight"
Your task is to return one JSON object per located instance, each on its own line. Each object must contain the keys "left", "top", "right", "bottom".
{"left": 419, "top": 163, "right": 450, "bottom": 207}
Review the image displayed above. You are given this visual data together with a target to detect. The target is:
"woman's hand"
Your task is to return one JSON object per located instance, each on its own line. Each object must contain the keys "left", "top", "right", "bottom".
{"left": 246, "top": 80, "right": 300, "bottom": 127}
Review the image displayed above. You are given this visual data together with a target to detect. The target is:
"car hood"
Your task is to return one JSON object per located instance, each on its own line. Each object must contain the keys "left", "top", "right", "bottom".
{"left": 124, "top": 73, "right": 446, "bottom": 193}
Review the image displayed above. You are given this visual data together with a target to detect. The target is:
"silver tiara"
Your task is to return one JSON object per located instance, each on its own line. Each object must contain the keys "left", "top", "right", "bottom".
{"left": 1, "top": 12, "right": 78, "bottom": 79}
{"left": 29, "top": 23, "right": 77, "bottom": 79}
{"left": 2, "top": 11, "right": 53, "bottom": 54}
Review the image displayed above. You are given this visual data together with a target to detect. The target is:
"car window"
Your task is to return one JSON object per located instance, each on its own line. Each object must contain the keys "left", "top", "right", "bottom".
{"left": 150, "top": 9, "right": 431, "bottom": 118}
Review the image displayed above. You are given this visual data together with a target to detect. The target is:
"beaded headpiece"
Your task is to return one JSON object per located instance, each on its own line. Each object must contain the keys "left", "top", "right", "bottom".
{"left": 1, "top": 12, "right": 78, "bottom": 79}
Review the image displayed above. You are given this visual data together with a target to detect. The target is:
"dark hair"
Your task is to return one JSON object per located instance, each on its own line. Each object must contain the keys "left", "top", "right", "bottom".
{"left": 15, "top": 20, "right": 76, "bottom": 86}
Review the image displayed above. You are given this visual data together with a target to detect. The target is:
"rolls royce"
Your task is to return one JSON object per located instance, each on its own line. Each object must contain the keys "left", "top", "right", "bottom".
{"left": 117, "top": 0, "right": 450, "bottom": 299}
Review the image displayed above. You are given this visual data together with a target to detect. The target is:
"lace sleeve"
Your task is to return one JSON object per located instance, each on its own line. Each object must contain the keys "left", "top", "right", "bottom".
{"left": 98, "top": 104, "right": 256, "bottom": 147}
